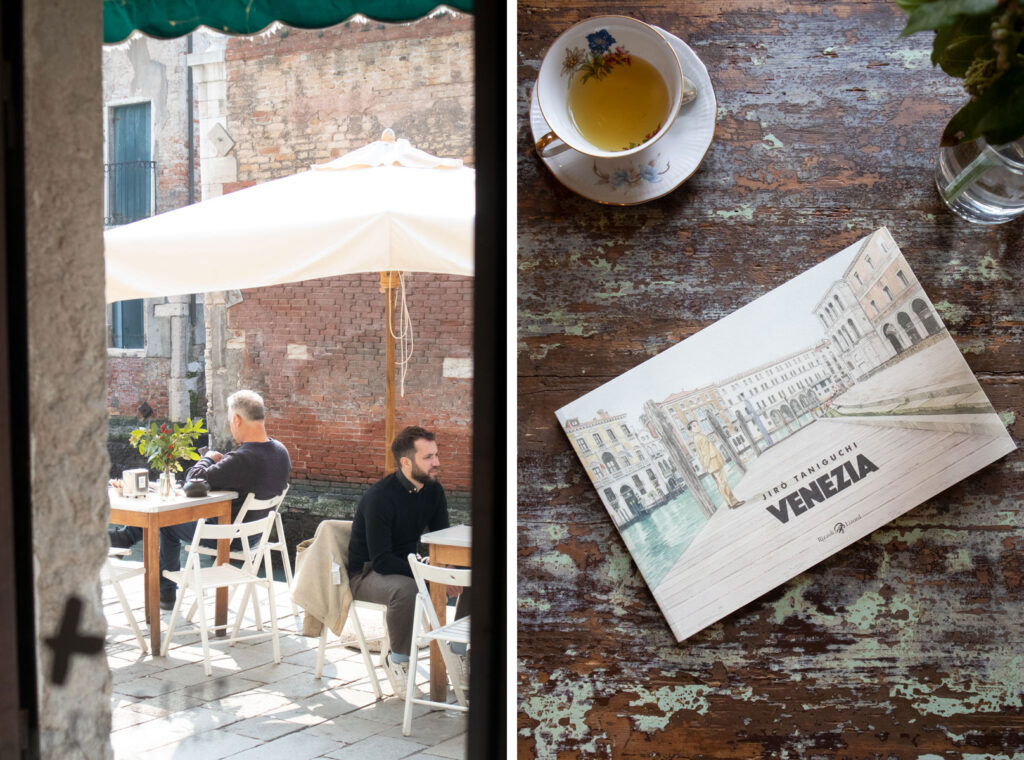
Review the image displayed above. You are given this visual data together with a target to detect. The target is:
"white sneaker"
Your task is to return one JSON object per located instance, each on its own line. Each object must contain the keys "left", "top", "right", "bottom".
{"left": 384, "top": 652, "right": 409, "bottom": 700}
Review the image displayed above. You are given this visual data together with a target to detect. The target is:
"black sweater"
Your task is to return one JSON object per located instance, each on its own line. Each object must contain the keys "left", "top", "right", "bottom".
{"left": 347, "top": 471, "right": 450, "bottom": 578}
{"left": 185, "top": 438, "right": 291, "bottom": 520}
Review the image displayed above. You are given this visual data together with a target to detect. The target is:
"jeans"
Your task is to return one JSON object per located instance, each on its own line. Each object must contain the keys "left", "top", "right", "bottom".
{"left": 349, "top": 563, "right": 471, "bottom": 657}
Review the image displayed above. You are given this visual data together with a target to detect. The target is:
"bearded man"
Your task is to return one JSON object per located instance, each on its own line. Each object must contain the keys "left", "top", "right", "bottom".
{"left": 346, "top": 425, "right": 467, "bottom": 698}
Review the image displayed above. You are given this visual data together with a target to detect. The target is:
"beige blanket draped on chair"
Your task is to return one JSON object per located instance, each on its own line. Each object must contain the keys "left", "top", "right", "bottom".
{"left": 292, "top": 519, "right": 354, "bottom": 637}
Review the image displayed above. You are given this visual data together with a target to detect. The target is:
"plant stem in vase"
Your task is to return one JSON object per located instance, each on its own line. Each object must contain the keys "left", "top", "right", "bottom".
{"left": 935, "top": 136, "right": 1024, "bottom": 224}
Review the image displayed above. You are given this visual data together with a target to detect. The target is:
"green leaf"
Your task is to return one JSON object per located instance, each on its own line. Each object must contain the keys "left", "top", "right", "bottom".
{"left": 902, "top": 0, "right": 1000, "bottom": 35}
{"left": 895, "top": 0, "right": 929, "bottom": 12}
{"left": 931, "top": 15, "right": 992, "bottom": 75}
{"left": 942, "top": 68, "right": 1024, "bottom": 144}
{"left": 187, "top": 451, "right": 201, "bottom": 461}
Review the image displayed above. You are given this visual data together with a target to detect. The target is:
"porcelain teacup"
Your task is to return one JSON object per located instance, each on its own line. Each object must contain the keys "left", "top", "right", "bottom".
{"left": 535, "top": 16, "right": 685, "bottom": 159}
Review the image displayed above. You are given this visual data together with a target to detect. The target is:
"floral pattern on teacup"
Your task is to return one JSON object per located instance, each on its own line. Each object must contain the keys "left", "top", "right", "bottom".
{"left": 561, "top": 29, "right": 632, "bottom": 84}
{"left": 593, "top": 157, "right": 671, "bottom": 189}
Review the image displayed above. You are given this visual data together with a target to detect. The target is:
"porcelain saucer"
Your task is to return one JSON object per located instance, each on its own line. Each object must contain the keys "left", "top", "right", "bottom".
{"left": 529, "top": 26, "right": 717, "bottom": 205}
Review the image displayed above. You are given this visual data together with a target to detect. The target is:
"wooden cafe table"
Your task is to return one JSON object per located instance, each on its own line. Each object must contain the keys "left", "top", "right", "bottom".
{"left": 420, "top": 524, "right": 471, "bottom": 702}
{"left": 518, "top": 0, "right": 1024, "bottom": 756}
{"left": 108, "top": 487, "right": 238, "bottom": 656}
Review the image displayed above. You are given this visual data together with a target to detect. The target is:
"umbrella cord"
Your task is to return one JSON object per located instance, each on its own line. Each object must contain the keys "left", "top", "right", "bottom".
{"left": 388, "top": 273, "right": 414, "bottom": 397}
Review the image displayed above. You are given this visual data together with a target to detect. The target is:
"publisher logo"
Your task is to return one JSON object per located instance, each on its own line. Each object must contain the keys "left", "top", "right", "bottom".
{"left": 817, "top": 514, "right": 863, "bottom": 543}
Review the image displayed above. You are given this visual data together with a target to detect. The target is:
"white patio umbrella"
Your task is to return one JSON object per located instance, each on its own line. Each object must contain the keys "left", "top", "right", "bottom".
{"left": 104, "top": 130, "right": 475, "bottom": 471}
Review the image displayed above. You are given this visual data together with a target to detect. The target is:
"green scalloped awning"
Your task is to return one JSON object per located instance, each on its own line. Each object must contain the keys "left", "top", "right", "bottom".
{"left": 103, "top": 0, "right": 473, "bottom": 43}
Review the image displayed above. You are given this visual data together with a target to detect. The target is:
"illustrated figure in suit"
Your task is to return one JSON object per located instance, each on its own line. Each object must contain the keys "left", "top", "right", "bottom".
{"left": 688, "top": 420, "right": 744, "bottom": 509}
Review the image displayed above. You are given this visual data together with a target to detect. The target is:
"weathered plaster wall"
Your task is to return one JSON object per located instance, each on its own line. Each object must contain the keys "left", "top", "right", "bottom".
{"left": 224, "top": 14, "right": 475, "bottom": 173}
{"left": 102, "top": 35, "right": 194, "bottom": 215}
{"left": 102, "top": 36, "right": 206, "bottom": 422}
{"left": 25, "top": 0, "right": 112, "bottom": 757}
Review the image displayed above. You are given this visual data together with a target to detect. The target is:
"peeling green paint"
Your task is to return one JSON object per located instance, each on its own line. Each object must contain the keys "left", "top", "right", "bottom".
{"left": 528, "top": 343, "right": 560, "bottom": 361}
{"left": 627, "top": 684, "right": 714, "bottom": 730}
{"left": 933, "top": 300, "right": 967, "bottom": 326}
{"left": 593, "top": 281, "right": 642, "bottom": 298}
{"left": 846, "top": 590, "right": 888, "bottom": 631}
{"left": 604, "top": 543, "right": 638, "bottom": 585}
{"left": 947, "top": 548, "right": 973, "bottom": 572}
{"left": 977, "top": 254, "right": 1012, "bottom": 282}
{"left": 541, "top": 550, "right": 577, "bottom": 575}
{"left": 890, "top": 654, "right": 1024, "bottom": 717}
{"left": 959, "top": 337, "right": 986, "bottom": 354}
{"left": 546, "top": 523, "right": 570, "bottom": 542}
{"left": 518, "top": 595, "right": 552, "bottom": 612}
{"left": 519, "top": 677, "right": 603, "bottom": 756}
{"left": 763, "top": 133, "right": 784, "bottom": 150}
{"left": 715, "top": 206, "right": 756, "bottom": 221}
{"left": 999, "top": 410, "right": 1016, "bottom": 428}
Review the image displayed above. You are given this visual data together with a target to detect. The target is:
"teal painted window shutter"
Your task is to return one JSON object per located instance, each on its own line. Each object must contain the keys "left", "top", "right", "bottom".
{"left": 108, "top": 103, "right": 150, "bottom": 350}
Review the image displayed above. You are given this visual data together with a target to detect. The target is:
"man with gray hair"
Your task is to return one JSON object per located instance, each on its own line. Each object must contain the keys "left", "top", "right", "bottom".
{"left": 109, "top": 389, "right": 291, "bottom": 609}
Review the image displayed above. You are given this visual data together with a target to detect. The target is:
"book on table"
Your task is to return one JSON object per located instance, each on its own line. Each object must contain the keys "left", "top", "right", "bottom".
{"left": 555, "top": 227, "right": 1017, "bottom": 643}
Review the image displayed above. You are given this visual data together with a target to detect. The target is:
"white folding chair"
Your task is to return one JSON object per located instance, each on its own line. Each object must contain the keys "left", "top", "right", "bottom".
{"left": 101, "top": 548, "right": 148, "bottom": 654}
{"left": 315, "top": 599, "right": 390, "bottom": 699}
{"left": 402, "top": 553, "right": 470, "bottom": 736}
{"left": 160, "top": 514, "right": 280, "bottom": 676}
{"left": 187, "top": 486, "right": 298, "bottom": 621}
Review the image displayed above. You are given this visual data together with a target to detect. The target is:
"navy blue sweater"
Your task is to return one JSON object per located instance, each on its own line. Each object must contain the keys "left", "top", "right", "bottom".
{"left": 185, "top": 438, "right": 291, "bottom": 520}
{"left": 347, "top": 471, "right": 449, "bottom": 578}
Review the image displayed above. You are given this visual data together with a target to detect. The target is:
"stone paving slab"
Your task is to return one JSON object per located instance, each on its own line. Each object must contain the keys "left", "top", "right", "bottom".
{"left": 323, "top": 734, "right": 429, "bottom": 760}
{"left": 105, "top": 575, "right": 467, "bottom": 759}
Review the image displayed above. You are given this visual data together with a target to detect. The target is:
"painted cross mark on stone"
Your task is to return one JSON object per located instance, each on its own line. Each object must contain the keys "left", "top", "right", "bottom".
{"left": 44, "top": 596, "right": 104, "bottom": 684}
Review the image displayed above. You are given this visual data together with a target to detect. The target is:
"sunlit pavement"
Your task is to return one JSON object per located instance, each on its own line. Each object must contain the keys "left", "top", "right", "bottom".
{"left": 104, "top": 574, "right": 467, "bottom": 760}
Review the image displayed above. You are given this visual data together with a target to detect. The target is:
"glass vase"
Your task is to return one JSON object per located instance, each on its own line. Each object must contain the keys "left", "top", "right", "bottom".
{"left": 935, "top": 135, "right": 1024, "bottom": 224}
{"left": 159, "top": 470, "right": 174, "bottom": 500}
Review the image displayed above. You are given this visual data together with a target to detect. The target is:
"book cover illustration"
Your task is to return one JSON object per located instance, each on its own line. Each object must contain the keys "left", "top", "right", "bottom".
{"left": 554, "top": 228, "right": 1017, "bottom": 643}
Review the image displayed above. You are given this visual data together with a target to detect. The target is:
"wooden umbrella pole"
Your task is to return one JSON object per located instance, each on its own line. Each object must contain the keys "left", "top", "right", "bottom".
{"left": 380, "top": 271, "right": 400, "bottom": 474}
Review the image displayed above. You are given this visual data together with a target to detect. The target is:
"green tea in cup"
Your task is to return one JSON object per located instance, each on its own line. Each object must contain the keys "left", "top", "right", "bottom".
{"left": 566, "top": 54, "right": 670, "bottom": 152}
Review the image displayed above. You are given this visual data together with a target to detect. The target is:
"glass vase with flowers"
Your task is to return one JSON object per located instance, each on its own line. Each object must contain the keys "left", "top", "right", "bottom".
{"left": 129, "top": 418, "right": 207, "bottom": 499}
{"left": 896, "top": 0, "right": 1024, "bottom": 224}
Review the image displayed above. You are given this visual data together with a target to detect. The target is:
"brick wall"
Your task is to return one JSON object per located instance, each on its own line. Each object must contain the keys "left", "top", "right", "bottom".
{"left": 107, "top": 355, "right": 171, "bottom": 417}
{"left": 221, "top": 15, "right": 476, "bottom": 492}
{"left": 229, "top": 273, "right": 473, "bottom": 490}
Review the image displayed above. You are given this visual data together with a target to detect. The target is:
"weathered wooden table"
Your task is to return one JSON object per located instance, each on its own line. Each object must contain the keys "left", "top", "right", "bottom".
{"left": 109, "top": 488, "right": 236, "bottom": 655}
{"left": 517, "top": 2, "right": 1024, "bottom": 756}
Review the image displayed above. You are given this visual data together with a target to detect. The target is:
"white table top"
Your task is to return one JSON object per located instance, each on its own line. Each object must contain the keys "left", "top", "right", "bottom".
{"left": 421, "top": 524, "right": 471, "bottom": 547}
{"left": 108, "top": 486, "right": 238, "bottom": 514}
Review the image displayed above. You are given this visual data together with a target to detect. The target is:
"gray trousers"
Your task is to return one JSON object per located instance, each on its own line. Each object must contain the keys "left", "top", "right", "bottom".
{"left": 349, "top": 563, "right": 470, "bottom": 657}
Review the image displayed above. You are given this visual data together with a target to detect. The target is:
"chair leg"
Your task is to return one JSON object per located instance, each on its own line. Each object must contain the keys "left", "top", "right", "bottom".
{"left": 350, "top": 607, "right": 383, "bottom": 699}
{"left": 274, "top": 512, "right": 300, "bottom": 617}
{"left": 109, "top": 574, "right": 148, "bottom": 654}
{"left": 194, "top": 588, "right": 213, "bottom": 677}
{"left": 315, "top": 625, "right": 328, "bottom": 679}
{"left": 231, "top": 584, "right": 253, "bottom": 643}
{"left": 265, "top": 579, "right": 280, "bottom": 665}
{"left": 402, "top": 607, "right": 422, "bottom": 736}
{"left": 161, "top": 579, "right": 187, "bottom": 657}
